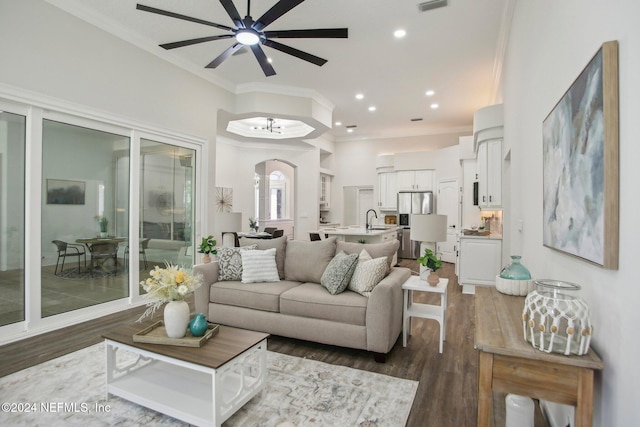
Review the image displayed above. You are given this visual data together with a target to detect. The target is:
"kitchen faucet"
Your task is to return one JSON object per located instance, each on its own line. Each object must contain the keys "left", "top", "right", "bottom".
{"left": 365, "top": 209, "right": 378, "bottom": 230}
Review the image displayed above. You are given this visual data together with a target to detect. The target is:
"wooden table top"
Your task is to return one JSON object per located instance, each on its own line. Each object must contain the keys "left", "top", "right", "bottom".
{"left": 103, "top": 323, "right": 269, "bottom": 370}
{"left": 475, "top": 287, "right": 603, "bottom": 370}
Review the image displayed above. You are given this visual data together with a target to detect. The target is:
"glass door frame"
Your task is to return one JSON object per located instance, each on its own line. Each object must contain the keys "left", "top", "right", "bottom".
{"left": 0, "top": 91, "right": 205, "bottom": 344}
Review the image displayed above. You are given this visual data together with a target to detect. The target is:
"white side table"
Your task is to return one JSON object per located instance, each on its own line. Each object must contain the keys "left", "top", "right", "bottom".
{"left": 402, "top": 275, "right": 449, "bottom": 353}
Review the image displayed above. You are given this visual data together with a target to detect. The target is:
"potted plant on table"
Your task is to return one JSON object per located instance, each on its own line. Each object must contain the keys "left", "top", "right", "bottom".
{"left": 94, "top": 215, "right": 108, "bottom": 238}
{"left": 417, "top": 247, "right": 443, "bottom": 286}
{"left": 248, "top": 217, "right": 259, "bottom": 233}
{"left": 198, "top": 235, "right": 217, "bottom": 263}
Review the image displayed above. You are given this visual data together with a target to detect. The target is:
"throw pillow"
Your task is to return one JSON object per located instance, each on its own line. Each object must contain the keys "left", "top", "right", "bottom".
{"left": 217, "top": 245, "right": 257, "bottom": 281}
{"left": 241, "top": 248, "right": 280, "bottom": 284}
{"left": 348, "top": 249, "right": 388, "bottom": 297}
{"left": 284, "top": 237, "right": 337, "bottom": 283}
{"left": 336, "top": 239, "right": 399, "bottom": 273}
{"left": 240, "top": 235, "right": 287, "bottom": 279}
{"left": 320, "top": 251, "right": 359, "bottom": 295}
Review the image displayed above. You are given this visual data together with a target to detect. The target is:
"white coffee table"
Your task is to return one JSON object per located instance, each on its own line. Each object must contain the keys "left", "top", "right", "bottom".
{"left": 103, "top": 325, "right": 269, "bottom": 427}
{"left": 402, "top": 275, "right": 449, "bottom": 353}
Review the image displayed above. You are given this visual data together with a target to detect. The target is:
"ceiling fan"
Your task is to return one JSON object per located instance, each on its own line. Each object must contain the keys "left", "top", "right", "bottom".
{"left": 136, "top": 0, "right": 348, "bottom": 77}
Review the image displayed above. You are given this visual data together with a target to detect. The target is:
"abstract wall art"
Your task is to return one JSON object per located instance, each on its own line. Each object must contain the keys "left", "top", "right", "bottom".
{"left": 542, "top": 41, "right": 619, "bottom": 269}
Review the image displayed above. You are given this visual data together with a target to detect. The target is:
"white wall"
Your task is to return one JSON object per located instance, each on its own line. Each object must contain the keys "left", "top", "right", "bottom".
{"left": 504, "top": 1, "right": 640, "bottom": 425}
{"left": 0, "top": 0, "right": 236, "bottom": 235}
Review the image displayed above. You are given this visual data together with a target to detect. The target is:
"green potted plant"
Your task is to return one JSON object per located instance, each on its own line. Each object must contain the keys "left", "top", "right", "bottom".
{"left": 94, "top": 215, "right": 108, "bottom": 237}
{"left": 198, "top": 235, "right": 217, "bottom": 263}
{"left": 417, "top": 247, "right": 443, "bottom": 286}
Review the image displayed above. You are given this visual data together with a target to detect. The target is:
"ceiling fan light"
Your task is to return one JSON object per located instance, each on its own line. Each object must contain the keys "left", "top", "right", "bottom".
{"left": 235, "top": 30, "right": 260, "bottom": 45}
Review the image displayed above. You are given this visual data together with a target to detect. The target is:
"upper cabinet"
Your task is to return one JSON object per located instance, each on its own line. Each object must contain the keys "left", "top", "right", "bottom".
{"left": 320, "top": 173, "right": 331, "bottom": 209}
{"left": 397, "top": 170, "right": 434, "bottom": 192}
{"left": 477, "top": 139, "right": 502, "bottom": 208}
{"left": 377, "top": 172, "right": 397, "bottom": 211}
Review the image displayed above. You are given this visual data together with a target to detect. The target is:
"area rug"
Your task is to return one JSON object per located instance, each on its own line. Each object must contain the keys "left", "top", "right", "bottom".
{"left": 0, "top": 343, "right": 417, "bottom": 426}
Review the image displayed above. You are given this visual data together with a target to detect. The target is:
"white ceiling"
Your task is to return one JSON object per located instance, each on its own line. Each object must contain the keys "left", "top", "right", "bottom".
{"left": 46, "top": 0, "right": 510, "bottom": 143}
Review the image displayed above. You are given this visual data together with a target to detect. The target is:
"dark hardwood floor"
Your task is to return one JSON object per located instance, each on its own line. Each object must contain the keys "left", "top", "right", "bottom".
{"left": 0, "top": 261, "right": 542, "bottom": 426}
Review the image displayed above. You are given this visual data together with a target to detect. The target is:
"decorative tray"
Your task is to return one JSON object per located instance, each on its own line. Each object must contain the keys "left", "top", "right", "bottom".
{"left": 133, "top": 321, "right": 219, "bottom": 347}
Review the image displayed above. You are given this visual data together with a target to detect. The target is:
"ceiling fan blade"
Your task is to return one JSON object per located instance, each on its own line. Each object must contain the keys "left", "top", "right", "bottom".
{"left": 160, "top": 34, "right": 234, "bottom": 50}
{"left": 136, "top": 4, "right": 234, "bottom": 31}
{"left": 262, "top": 39, "right": 327, "bottom": 66}
{"left": 205, "top": 43, "right": 244, "bottom": 68}
{"left": 252, "top": 0, "right": 305, "bottom": 31}
{"left": 219, "top": 0, "right": 245, "bottom": 28}
{"left": 264, "top": 28, "right": 348, "bottom": 39}
{"left": 250, "top": 44, "right": 276, "bottom": 76}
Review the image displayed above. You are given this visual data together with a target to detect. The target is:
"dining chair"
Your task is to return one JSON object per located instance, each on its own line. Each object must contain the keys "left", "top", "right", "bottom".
{"left": 123, "top": 238, "right": 150, "bottom": 271}
{"left": 88, "top": 242, "right": 119, "bottom": 276}
{"left": 52, "top": 240, "right": 87, "bottom": 276}
{"left": 221, "top": 231, "right": 240, "bottom": 247}
{"left": 263, "top": 227, "right": 277, "bottom": 235}
{"left": 272, "top": 229, "right": 284, "bottom": 238}
{"left": 309, "top": 232, "right": 322, "bottom": 241}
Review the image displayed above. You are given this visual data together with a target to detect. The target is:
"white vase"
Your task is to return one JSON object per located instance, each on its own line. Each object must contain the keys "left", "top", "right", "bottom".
{"left": 164, "top": 300, "right": 190, "bottom": 338}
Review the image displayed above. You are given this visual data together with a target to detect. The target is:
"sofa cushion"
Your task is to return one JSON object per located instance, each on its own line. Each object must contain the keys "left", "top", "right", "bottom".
{"left": 280, "top": 283, "right": 368, "bottom": 326}
{"left": 320, "top": 251, "right": 359, "bottom": 295}
{"left": 284, "top": 237, "right": 337, "bottom": 283}
{"left": 241, "top": 248, "right": 280, "bottom": 284}
{"left": 210, "top": 280, "right": 301, "bottom": 312}
{"left": 336, "top": 239, "right": 399, "bottom": 273}
{"left": 218, "top": 245, "right": 257, "bottom": 281}
{"left": 348, "top": 250, "right": 388, "bottom": 297}
{"left": 240, "top": 235, "right": 287, "bottom": 279}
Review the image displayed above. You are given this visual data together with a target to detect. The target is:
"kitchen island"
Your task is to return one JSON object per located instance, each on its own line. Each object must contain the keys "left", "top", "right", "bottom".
{"left": 319, "top": 225, "right": 400, "bottom": 265}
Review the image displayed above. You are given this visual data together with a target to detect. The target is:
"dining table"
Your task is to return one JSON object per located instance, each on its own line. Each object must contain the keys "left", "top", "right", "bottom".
{"left": 76, "top": 237, "right": 128, "bottom": 275}
{"left": 237, "top": 232, "right": 273, "bottom": 239}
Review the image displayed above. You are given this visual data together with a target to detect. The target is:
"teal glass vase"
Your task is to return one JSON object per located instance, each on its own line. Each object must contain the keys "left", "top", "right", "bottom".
{"left": 499, "top": 255, "right": 531, "bottom": 280}
{"left": 189, "top": 313, "right": 208, "bottom": 337}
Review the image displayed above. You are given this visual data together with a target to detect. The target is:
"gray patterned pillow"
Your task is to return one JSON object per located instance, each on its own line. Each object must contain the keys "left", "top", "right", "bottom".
{"left": 218, "top": 245, "right": 257, "bottom": 281}
{"left": 348, "top": 249, "right": 388, "bottom": 297}
{"left": 320, "top": 251, "right": 359, "bottom": 295}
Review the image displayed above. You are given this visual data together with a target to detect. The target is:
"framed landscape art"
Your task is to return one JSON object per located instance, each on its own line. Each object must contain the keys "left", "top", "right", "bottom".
{"left": 46, "top": 179, "right": 85, "bottom": 205}
{"left": 542, "top": 41, "right": 619, "bottom": 269}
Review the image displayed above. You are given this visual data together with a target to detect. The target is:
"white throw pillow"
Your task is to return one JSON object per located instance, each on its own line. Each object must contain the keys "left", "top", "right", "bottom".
{"left": 241, "top": 248, "right": 280, "bottom": 284}
{"left": 348, "top": 249, "right": 388, "bottom": 297}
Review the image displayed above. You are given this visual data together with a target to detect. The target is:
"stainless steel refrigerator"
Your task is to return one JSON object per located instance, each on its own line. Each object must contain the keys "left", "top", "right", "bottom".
{"left": 397, "top": 191, "right": 434, "bottom": 259}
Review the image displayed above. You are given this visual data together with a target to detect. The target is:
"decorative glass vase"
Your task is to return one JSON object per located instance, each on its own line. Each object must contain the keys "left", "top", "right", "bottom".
{"left": 500, "top": 255, "right": 531, "bottom": 280}
{"left": 164, "top": 300, "right": 190, "bottom": 338}
{"left": 189, "top": 313, "right": 208, "bottom": 337}
{"left": 522, "top": 280, "right": 592, "bottom": 355}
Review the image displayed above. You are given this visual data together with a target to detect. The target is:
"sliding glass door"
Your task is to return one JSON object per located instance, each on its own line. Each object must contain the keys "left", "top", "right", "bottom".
{"left": 0, "top": 111, "right": 26, "bottom": 327}
{"left": 41, "top": 120, "right": 130, "bottom": 317}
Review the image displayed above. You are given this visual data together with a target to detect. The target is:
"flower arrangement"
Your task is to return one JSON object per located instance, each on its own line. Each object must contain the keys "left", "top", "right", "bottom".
{"left": 137, "top": 262, "right": 202, "bottom": 322}
{"left": 198, "top": 235, "right": 217, "bottom": 255}
{"left": 248, "top": 217, "right": 258, "bottom": 232}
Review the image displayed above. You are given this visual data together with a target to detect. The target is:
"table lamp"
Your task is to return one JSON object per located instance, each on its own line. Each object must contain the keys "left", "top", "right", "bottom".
{"left": 410, "top": 214, "right": 447, "bottom": 285}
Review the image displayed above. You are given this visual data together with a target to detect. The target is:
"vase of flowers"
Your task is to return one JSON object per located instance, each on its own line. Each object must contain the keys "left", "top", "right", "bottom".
{"left": 138, "top": 263, "right": 202, "bottom": 338}
{"left": 417, "top": 248, "right": 443, "bottom": 286}
{"left": 248, "top": 217, "right": 259, "bottom": 233}
{"left": 198, "top": 235, "right": 217, "bottom": 263}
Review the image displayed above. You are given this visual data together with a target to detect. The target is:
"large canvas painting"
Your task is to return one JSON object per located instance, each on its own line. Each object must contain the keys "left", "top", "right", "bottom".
{"left": 542, "top": 41, "right": 619, "bottom": 269}
{"left": 46, "top": 179, "right": 85, "bottom": 205}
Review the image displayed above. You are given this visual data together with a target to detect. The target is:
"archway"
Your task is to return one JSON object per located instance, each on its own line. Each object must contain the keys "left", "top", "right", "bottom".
{"left": 254, "top": 159, "right": 296, "bottom": 239}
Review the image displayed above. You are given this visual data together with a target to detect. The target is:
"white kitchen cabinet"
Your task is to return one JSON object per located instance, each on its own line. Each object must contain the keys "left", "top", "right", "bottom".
{"left": 377, "top": 172, "right": 397, "bottom": 210}
{"left": 397, "top": 170, "right": 434, "bottom": 191}
{"left": 320, "top": 174, "right": 331, "bottom": 209}
{"left": 477, "top": 139, "right": 502, "bottom": 208}
{"left": 458, "top": 236, "right": 502, "bottom": 286}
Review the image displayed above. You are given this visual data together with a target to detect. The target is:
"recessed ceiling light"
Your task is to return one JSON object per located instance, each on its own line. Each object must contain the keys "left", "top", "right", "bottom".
{"left": 430, "top": 103, "right": 439, "bottom": 109}
{"left": 368, "top": 106, "right": 376, "bottom": 112}
{"left": 335, "top": 121, "right": 342, "bottom": 126}
{"left": 425, "top": 90, "right": 435, "bottom": 96}
{"left": 347, "top": 128, "right": 354, "bottom": 133}
{"left": 355, "top": 93, "right": 364, "bottom": 100}
{"left": 394, "top": 29, "right": 406, "bottom": 38}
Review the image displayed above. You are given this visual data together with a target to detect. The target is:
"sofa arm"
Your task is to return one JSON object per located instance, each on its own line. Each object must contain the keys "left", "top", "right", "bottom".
{"left": 365, "top": 267, "right": 411, "bottom": 353}
{"left": 193, "top": 262, "right": 219, "bottom": 319}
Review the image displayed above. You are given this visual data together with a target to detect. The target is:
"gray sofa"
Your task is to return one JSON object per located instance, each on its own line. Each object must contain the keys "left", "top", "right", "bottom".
{"left": 193, "top": 236, "right": 411, "bottom": 361}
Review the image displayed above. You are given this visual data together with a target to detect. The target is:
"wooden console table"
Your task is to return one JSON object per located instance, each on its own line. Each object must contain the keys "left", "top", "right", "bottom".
{"left": 475, "top": 287, "right": 603, "bottom": 426}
